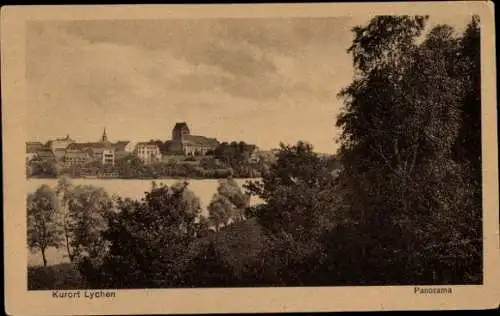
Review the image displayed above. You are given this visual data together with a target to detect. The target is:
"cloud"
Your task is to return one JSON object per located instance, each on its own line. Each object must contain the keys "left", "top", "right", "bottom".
{"left": 26, "top": 15, "right": 472, "bottom": 153}
{"left": 51, "top": 18, "right": 354, "bottom": 102}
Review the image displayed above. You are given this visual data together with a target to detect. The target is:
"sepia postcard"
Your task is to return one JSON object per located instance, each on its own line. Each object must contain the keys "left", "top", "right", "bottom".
{"left": 2, "top": 2, "right": 499, "bottom": 315}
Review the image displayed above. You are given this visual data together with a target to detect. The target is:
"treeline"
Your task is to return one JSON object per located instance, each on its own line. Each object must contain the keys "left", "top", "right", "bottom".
{"left": 27, "top": 175, "right": 253, "bottom": 267}
{"left": 146, "top": 140, "right": 258, "bottom": 158}
{"left": 28, "top": 15, "right": 481, "bottom": 289}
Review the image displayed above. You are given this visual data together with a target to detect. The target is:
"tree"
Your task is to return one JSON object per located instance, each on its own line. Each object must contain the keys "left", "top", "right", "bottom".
{"left": 208, "top": 194, "right": 233, "bottom": 232}
{"left": 238, "top": 142, "right": 339, "bottom": 285}
{"left": 179, "top": 241, "right": 236, "bottom": 287}
{"left": 195, "top": 215, "right": 212, "bottom": 237}
{"left": 217, "top": 178, "right": 250, "bottom": 222}
{"left": 115, "top": 153, "right": 143, "bottom": 178}
{"left": 244, "top": 141, "right": 337, "bottom": 239}
{"left": 67, "top": 185, "right": 114, "bottom": 263}
{"left": 171, "top": 181, "right": 202, "bottom": 236}
{"left": 213, "top": 141, "right": 258, "bottom": 169}
{"left": 449, "top": 16, "right": 482, "bottom": 283}
{"left": 84, "top": 182, "right": 202, "bottom": 288}
{"left": 29, "top": 160, "right": 58, "bottom": 178}
{"left": 253, "top": 150, "right": 277, "bottom": 176}
{"left": 335, "top": 15, "right": 481, "bottom": 283}
{"left": 27, "top": 185, "right": 64, "bottom": 267}
{"left": 55, "top": 176, "right": 75, "bottom": 262}
{"left": 452, "top": 18, "right": 482, "bottom": 256}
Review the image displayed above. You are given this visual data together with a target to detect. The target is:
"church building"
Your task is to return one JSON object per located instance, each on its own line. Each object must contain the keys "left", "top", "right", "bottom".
{"left": 169, "top": 122, "right": 219, "bottom": 156}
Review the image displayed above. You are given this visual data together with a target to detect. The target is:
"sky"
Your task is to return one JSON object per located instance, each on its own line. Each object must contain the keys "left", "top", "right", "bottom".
{"left": 26, "top": 15, "right": 472, "bottom": 154}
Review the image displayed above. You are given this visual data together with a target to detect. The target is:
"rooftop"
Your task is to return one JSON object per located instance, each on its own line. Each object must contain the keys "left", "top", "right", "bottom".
{"left": 36, "top": 148, "right": 55, "bottom": 158}
{"left": 55, "top": 134, "right": 74, "bottom": 142}
{"left": 65, "top": 148, "right": 90, "bottom": 156}
{"left": 173, "top": 122, "right": 189, "bottom": 130}
{"left": 26, "top": 142, "right": 44, "bottom": 153}
{"left": 68, "top": 142, "right": 113, "bottom": 150}
{"left": 183, "top": 135, "right": 219, "bottom": 147}
{"left": 136, "top": 142, "right": 160, "bottom": 147}
{"left": 112, "top": 141, "right": 130, "bottom": 151}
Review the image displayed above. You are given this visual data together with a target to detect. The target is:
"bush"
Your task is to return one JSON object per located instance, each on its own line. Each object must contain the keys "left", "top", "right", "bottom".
{"left": 28, "top": 263, "right": 85, "bottom": 290}
{"left": 178, "top": 241, "right": 237, "bottom": 287}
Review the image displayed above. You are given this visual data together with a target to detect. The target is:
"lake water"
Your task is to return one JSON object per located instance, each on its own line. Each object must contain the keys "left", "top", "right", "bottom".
{"left": 27, "top": 178, "right": 264, "bottom": 267}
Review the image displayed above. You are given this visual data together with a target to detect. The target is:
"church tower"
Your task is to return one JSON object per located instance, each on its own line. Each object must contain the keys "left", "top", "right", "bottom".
{"left": 101, "top": 128, "right": 108, "bottom": 143}
{"left": 172, "top": 122, "right": 190, "bottom": 142}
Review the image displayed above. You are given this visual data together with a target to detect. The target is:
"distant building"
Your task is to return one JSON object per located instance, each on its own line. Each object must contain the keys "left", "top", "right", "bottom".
{"left": 135, "top": 142, "right": 162, "bottom": 164}
{"left": 64, "top": 148, "right": 90, "bottom": 166}
{"left": 172, "top": 122, "right": 190, "bottom": 143}
{"left": 64, "top": 129, "right": 116, "bottom": 165}
{"left": 26, "top": 141, "right": 44, "bottom": 162}
{"left": 101, "top": 128, "right": 108, "bottom": 143}
{"left": 87, "top": 146, "right": 114, "bottom": 165}
{"left": 169, "top": 122, "right": 219, "bottom": 156}
{"left": 102, "top": 148, "right": 115, "bottom": 165}
{"left": 113, "top": 140, "right": 135, "bottom": 153}
{"left": 54, "top": 148, "right": 67, "bottom": 161}
{"left": 47, "top": 134, "right": 75, "bottom": 153}
{"left": 35, "top": 148, "right": 56, "bottom": 162}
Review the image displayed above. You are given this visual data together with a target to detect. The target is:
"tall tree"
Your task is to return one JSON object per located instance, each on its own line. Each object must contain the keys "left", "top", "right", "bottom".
{"left": 86, "top": 182, "right": 202, "bottom": 288}
{"left": 208, "top": 194, "right": 233, "bottom": 232}
{"left": 55, "top": 176, "right": 75, "bottom": 262}
{"left": 450, "top": 15, "right": 482, "bottom": 282}
{"left": 179, "top": 241, "right": 236, "bottom": 287}
{"left": 241, "top": 141, "right": 338, "bottom": 285}
{"left": 27, "top": 185, "right": 64, "bottom": 267}
{"left": 217, "top": 178, "right": 250, "bottom": 222}
{"left": 245, "top": 141, "right": 337, "bottom": 239}
{"left": 171, "top": 181, "right": 202, "bottom": 236}
{"left": 454, "top": 15, "right": 481, "bottom": 174}
{"left": 67, "top": 185, "right": 114, "bottom": 262}
{"left": 336, "top": 15, "right": 481, "bottom": 283}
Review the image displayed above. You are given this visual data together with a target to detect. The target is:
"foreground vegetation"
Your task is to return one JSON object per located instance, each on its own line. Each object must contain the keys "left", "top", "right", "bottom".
{"left": 28, "top": 16, "right": 481, "bottom": 289}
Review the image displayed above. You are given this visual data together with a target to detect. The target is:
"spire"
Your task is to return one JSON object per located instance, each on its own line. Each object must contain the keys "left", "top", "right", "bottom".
{"left": 102, "top": 127, "right": 108, "bottom": 142}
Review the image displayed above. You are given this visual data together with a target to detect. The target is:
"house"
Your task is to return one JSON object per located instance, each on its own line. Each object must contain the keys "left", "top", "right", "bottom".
{"left": 54, "top": 148, "right": 67, "bottom": 161}
{"left": 47, "top": 134, "right": 75, "bottom": 153}
{"left": 68, "top": 143, "right": 115, "bottom": 165}
{"left": 102, "top": 148, "right": 115, "bottom": 165}
{"left": 35, "top": 148, "right": 56, "bottom": 162}
{"left": 26, "top": 141, "right": 44, "bottom": 162}
{"left": 112, "top": 140, "right": 135, "bottom": 159}
{"left": 64, "top": 148, "right": 90, "bottom": 166}
{"left": 64, "top": 129, "right": 116, "bottom": 165}
{"left": 169, "top": 122, "right": 219, "bottom": 156}
{"left": 113, "top": 140, "right": 135, "bottom": 152}
{"left": 135, "top": 142, "right": 162, "bottom": 164}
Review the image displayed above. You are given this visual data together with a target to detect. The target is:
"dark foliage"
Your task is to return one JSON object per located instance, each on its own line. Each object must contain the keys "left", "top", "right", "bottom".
{"left": 334, "top": 15, "right": 482, "bottom": 284}
{"left": 28, "top": 263, "right": 85, "bottom": 290}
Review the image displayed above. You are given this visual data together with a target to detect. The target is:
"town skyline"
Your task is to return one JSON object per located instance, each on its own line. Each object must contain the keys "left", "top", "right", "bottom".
{"left": 26, "top": 124, "right": 275, "bottom": 151}
{"left": 26, "top": 16, "right": 471, "bottom": 154}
